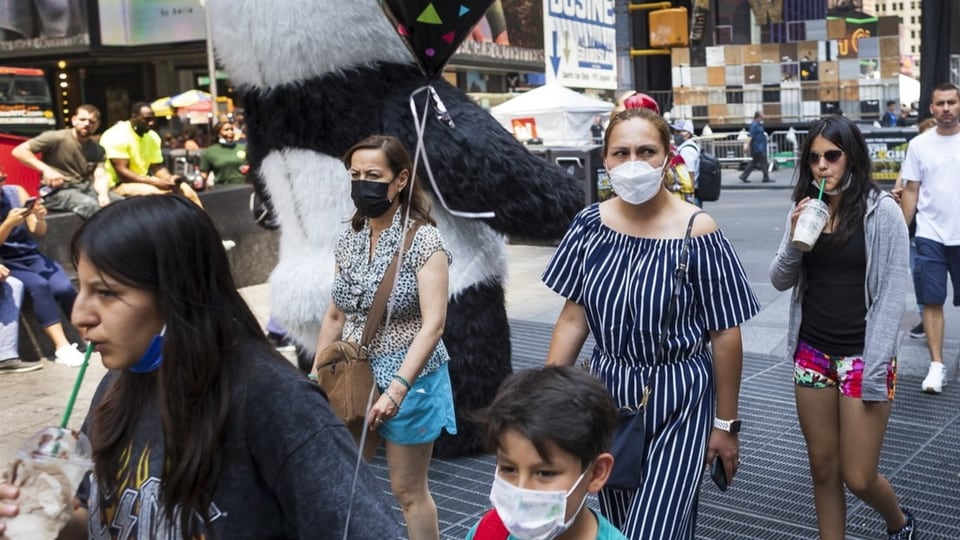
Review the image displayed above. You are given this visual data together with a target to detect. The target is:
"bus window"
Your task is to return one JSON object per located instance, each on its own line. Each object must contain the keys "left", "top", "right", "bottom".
{"left": 0, "top": 67, "right": 56, "bottom": 136}
{"left": 0, "top": 75, "right": 52, "bottom": 104}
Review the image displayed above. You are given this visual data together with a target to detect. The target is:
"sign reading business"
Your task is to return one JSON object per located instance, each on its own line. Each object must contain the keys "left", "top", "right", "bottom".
{"left": 543, "top": 0, "right": 617, "bottom": 90}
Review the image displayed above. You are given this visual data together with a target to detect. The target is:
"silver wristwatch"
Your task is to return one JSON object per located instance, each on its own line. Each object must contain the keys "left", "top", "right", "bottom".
{"left": 713, "top": 417, "right": 742, "bottom": 434}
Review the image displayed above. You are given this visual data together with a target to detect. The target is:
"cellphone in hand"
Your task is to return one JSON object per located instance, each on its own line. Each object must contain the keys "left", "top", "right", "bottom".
{"left": 710, "top": 456, "right": 728, "bottom": 491}
{"left": 22, "top": 197, "right": 37, "bottom": 210}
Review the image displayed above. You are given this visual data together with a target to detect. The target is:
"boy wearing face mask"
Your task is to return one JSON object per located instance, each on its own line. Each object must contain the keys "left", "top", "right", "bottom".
{"left": 466, "top": 366, "right": 627, "bottom": 540}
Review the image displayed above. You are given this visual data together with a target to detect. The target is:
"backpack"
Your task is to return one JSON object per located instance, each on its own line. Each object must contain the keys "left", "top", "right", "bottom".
{"left": 677, "top": 139, "right": 722, "bottom": 203}
{"left": 695, "top": 150, "right": 722, "bottom": 202}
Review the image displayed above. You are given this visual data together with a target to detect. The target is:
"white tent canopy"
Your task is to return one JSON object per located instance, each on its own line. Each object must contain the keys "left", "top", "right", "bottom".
{"left": 899, "top": 74, "right": 920, "bottom": 107}
{"left": 490, "top": 84, "right": 613, "bottom": 146}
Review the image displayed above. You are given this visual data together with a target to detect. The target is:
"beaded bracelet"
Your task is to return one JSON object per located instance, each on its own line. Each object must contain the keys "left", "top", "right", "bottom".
{"left": 385, "top": 391, "right": 401, "bottom": 409}
{"left": 392, "top": 374, "right": 412, "bottom": 390}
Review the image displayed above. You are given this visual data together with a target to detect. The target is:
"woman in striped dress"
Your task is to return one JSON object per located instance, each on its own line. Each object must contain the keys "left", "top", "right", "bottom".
{"left": 542, "top": 108, "right": 760, "bottom": 539}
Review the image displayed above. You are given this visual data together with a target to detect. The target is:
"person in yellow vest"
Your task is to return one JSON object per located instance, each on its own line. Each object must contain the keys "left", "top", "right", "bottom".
{"left": 99, "top": 102, "right": 203, "bottom": 207}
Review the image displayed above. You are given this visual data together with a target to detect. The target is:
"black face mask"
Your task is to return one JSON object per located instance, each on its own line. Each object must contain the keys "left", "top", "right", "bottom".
{"left": 351, "top": 180, "right": 393, "bottom": 218}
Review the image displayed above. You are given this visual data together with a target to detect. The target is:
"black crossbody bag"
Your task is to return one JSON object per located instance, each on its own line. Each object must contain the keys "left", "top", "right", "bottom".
{"left": 606, "top": 211, "right": 703, "bottom": 491}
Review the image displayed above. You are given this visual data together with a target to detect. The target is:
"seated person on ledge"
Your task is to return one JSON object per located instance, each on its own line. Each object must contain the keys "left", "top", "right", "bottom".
{"left": 12, "top": 104, "right": 122, "bottom": 220}
{"left": 99, "top": 102, "right": 203, "bottom": 208}
{"left": 0, "top": 169, "right": 85, "bottom": 367}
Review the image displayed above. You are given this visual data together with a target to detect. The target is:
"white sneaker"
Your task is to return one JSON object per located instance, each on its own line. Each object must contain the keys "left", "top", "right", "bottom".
{"left": 222, "top": 240, "right": 236, "bottom": 252}
{"left": 54, "top": 344, "right": 85, "bottom": 367}
{"left": 921, "top": 362, "right": 947, "bottom": 394}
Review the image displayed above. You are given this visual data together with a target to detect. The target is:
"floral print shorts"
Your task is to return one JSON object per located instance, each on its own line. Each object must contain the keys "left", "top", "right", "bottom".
{"left": 793, "top": 340, "right": 896, "bottom": 399}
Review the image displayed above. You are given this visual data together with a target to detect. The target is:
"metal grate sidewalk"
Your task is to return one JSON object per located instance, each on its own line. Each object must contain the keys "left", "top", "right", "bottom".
{"left": 364, "top": 319, "right": 960, "bottom": 540}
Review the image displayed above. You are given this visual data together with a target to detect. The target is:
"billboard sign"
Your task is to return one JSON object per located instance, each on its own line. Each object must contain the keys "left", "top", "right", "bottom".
{"left": 99, "top": 0, "right": 206, "bottom": 46}
{"left": 543, "top": 0, "right": 617, "bottom": 89}
{"left": 454, "top": 0, "right": 545, "bottom": 73}
{"left": 0, "top": 0, "right": 90, "bottom": 56}
{"left": 863, "top": 129, "right": 915, "bottom": 181}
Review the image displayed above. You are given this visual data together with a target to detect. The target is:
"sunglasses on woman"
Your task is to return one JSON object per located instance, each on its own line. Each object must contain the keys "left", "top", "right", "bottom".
{"left": 807, "top": 150, "right": 844, "bottom": 165}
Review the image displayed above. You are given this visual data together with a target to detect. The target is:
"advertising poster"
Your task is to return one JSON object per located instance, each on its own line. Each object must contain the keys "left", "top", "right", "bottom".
{"left": 542, "top": 0, "right": 616, "bottom": 90}
{"left": 455, "top": 0, "right": 544, "bottom": 73}
{"left": 0, "top": 0, "right": 90, "bottom": 55}
{"left": 837, "top": 16, "right": 877, "bottom": 59}
{"left": 99, "top": 0, "right": 205, "bottom": 46}
{"left": 863, "top": 130, "right": 915, "bottom": 182}
{"left": 510, "top": 117, "right": 538, "bottom": 140}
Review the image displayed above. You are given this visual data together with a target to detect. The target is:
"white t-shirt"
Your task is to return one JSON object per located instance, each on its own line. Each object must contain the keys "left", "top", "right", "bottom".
{"left": 678, "top": 139, "right": 700, "bottom": 183}
{"left": 900, "top": 129, "right": 960, "bottom": 245}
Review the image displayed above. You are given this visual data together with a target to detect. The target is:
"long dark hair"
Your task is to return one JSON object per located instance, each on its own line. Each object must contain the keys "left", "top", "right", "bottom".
{"left": 342, "top": 135, "right": 435, "bottom": 231}
{"left": 791, "top": 115, "right": 880, "bottom": 244}
{"left": 71, "top": 195, "right": 266, "bottom": 535}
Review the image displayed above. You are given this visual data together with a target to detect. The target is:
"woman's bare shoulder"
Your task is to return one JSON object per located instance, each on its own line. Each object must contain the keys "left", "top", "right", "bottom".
{"left": 688, "top": 208, "right": 718, "bottom": 237}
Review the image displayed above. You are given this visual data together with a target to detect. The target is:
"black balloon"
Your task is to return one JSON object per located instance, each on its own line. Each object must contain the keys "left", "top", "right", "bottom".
{"left": 380, "top": 0, "right": 495, "bottom": 81}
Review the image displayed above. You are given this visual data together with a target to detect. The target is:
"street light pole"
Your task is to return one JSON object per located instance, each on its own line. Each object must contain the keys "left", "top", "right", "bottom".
{"left": 615, "top": 0, "right": 634, "bottom": 93}
{"left": 201, "top": 0, "right": 218, "bottom": 116}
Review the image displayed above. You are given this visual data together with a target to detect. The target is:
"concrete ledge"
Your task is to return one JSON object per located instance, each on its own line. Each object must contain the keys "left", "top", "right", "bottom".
{"left": 18, "top": 185, "right": 279, "bottom": 361}
{"left": 36, "top": 184, "right": 278, "bottom": 288}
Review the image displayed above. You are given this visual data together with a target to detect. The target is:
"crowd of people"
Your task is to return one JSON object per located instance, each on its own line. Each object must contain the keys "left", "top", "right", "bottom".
{"left": 1, "top": 81, "right": 958, "bottom": 540}
{"left": 0, "top": 102, "right": 253, "bottom": 374}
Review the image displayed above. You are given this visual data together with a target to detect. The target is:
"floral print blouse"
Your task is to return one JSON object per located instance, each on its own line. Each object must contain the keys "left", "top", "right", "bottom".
{"left": 331, "top": 210, "right": 452, "bottom": 389}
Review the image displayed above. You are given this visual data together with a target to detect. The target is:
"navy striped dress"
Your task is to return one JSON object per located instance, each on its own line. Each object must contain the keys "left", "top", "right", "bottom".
{"left": 542, "top": 204, "right": 759, "bottom": 540}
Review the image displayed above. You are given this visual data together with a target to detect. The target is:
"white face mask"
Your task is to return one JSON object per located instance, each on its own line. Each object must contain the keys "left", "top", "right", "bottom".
{"left": 609, "top": 159, "right": 665, "bottom": 205}
{"left": 810, "top": 172, "right": 852, "bottom": 196}
{"left": 488, "top": 467, "right": 590, "bottom": 540}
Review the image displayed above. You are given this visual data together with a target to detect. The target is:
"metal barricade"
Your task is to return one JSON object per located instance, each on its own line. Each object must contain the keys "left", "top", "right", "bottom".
{"left": 767, "top": 129, "right": 807, "bottom": 170}
{"left": 699, "top": 129, "right": 808, "bottom": 172}
{"left": 700, "top": 132, "right": 751, "bottom": 168}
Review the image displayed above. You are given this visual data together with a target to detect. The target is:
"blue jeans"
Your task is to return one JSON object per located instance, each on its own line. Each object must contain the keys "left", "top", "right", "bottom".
{"left": 4, "top": 253, "right": 76, "bottom": 327}
{"left": 0, "top": 276, "right": 23, "bottom": 360}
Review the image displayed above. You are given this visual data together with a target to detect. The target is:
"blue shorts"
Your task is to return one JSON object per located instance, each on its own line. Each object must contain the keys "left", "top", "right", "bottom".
{"left": 377, "top": 363, "right": 458, "bottom": 445}
{"left": 914, "top": 237, "right": 960, "bottom": 307}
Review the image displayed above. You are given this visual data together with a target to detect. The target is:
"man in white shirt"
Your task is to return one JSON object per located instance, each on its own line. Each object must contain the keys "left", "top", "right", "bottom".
{"left": 900, "top": 82, "right": 960, "bottom": 394}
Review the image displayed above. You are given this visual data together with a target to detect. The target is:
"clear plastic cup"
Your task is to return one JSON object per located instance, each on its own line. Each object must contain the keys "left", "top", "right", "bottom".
{"left": 792, "top": 199, "right": 830, "bottom": 252}
{"left": 2, "top": 427, "right": 93, "bottom": 540}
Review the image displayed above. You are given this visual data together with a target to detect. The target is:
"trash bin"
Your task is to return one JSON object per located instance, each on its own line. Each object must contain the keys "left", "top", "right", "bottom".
{"left": 544, "top": 145, "right": 603, "bottom": 207}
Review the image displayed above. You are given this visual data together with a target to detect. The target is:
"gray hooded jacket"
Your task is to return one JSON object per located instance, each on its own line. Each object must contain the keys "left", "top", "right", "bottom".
{"left": 769, "top": 191, "right": 909, "bottom": 402}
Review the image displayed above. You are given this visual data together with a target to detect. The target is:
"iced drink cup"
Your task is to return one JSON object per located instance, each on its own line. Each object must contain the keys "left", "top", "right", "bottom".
{"left": 792, "top": 199, "right": 830, "bottom": 252}
{"left": 1, "top": 427, "right": 93, "bottom": 540}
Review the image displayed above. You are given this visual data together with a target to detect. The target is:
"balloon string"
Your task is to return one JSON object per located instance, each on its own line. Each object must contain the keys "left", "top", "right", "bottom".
{"left": 408, "top": 85, "right": 495, "bottom": 219}
{"left": 342, "top": 381, "right": 381, "bottom": 540}
{"left": 346, "top": 85, "right": 497, "bottom": 539}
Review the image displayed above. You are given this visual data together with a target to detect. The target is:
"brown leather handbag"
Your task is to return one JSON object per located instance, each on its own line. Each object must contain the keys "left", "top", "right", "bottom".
{"left": 315, "top": 222, "right": 420, "bottom": 425}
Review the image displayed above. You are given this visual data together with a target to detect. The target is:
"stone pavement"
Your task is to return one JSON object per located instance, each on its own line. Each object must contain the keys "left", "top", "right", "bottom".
{"left": 1, "top": 239, "right": 957, "bottom": 538}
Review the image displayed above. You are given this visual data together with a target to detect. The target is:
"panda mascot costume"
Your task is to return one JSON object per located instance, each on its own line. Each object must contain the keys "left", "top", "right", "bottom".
{"left": 207, "top": 0, "right": 583, "bottom": 456}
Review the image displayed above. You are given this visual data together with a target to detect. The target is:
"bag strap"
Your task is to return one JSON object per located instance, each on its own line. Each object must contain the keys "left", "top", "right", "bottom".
{"left": 677, "top": 138, "right": 700, "bottom": 153}
{"left": 639, "top": 210, "right": 704, "bottom": 408}
{"left": 359, "top": 220, "right": 422, "bottom": 346}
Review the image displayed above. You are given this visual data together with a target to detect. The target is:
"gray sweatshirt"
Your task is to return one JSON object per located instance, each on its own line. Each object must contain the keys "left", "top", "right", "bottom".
{"left": 769, "top": 191, "right": 909, "bottom": 402}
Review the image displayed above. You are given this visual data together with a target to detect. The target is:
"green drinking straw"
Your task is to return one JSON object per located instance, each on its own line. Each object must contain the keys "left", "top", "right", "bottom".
{"left": 60, "top": 342, "right": 94, "bottom": 429}
{"left": 817, "top": 178, "right": 826, "bottom": 200}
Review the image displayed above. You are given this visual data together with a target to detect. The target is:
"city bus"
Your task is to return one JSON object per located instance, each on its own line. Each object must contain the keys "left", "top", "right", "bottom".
{"left": 0, "top": 66, "right": 56, "bottom": 137}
